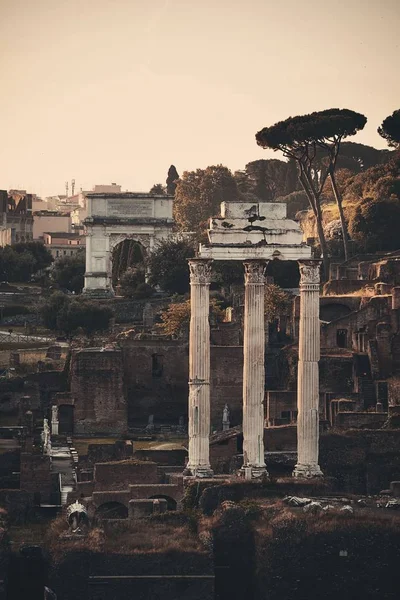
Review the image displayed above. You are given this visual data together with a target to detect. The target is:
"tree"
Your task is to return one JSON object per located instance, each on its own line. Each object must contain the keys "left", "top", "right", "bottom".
{"left": 51, "top": 252, "right": 85, "bottom": 293}
{"left": 40, "top": 291, "right": 70, "bottom": 330}
{"left": 118, "top": 267, "right": 155, "bottom": 299}
{"left": 0, "top": 242, "right": 53, "bottom": 283}
{"left": 234, "top": 159, "right": 298, "bottom": 202}
{"left": 147, "top": 237, "right": 196, "bottom": 294}
{"left": 149, "top": 183, "right": 166, "bottom": 195}
{"left": 57, "top": 300, "right": 113, "bottom": 336}
{"left": 157, "top": 298, "right": 224, "bottom": 337}
{"left": 40, "top": 292, "right": 113, "bottom": 335}
{"left": 264, "top": 283, "right": 292, "bottom": 321}
{"left": 13, "top": 241, "right": 53, "bottom": 272}
{"left": 348, "top": 195, "right": 400, "bottom": 252}
{"left": 174, "top": 165, "right": 239, "bottom": 234}
{"left": 378, "top": 109, "right": 400, "bottom": 148}
{"left": 256, "top": 108, "right": 367, "bottom": 269}
{"left": 166, "top": 165, "right": 180, "bottom": 195}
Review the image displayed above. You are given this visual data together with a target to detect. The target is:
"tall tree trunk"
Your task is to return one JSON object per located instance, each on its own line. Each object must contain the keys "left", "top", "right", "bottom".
{"left": 329, "top": 172, "right": 350, "bottom": 261}
{"left": 298, "top": 175, "right": 330, "bottom": 280}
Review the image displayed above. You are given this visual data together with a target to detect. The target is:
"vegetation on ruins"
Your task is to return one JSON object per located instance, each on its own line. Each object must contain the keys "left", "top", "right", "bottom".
{"left": 40, "top": 292, "right": 113, "bottom": 336}
{"left": 51, "top": 252, "right": 85, "bottom": 293}
{"left": 147, "top": 237, "right": 196, "bottom": 294}
{"left": 378, "top": 108, "right": 400, "bottom": 148}
{"left": 157, "top": 298, "right": 224, "bottom": 337}
{"left": 256, "top": 108, "right": 367, "bottom": 266}
{"left": 174, "top": 164, "right": 240, "bottom": 234}
{"left": 0, "top": 242, "right": 52, "bottom": 283}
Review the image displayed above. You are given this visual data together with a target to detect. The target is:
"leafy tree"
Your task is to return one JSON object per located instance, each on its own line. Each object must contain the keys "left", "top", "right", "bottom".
{"left": 234, "top": 159, "right": 298, "bottom": 202}
{"left": 13, "top": 241, "right": 53, "bottom": 272}
{"left": 57, "top": 300, "right": 113, "bottom": 336}
{"left": 166, "top": 165, "right": 180, "bottom": 195}
{"left": 157, "top": 298, "right": 224, "bottom": 337}
{"left": 256, "top": 108, "right": 367, "bottom": 268}
{"left": 174, "top": 165, "right": 239, "bottom": 234}
{"left": 40, "top": 291, "right": 70, "bottom": 330}
{"left": 0, "top": 242, "right": 53, "bottom": 283}
{"left": 118, "top": 267, "right": 155, "bottom": 299}
{"left": 40, "top": 292, "right": 113, "bottom": 335}
{"left": 51, "top": 252, "right": 85, "bottom": 293}
{"left": 378, "top": 109, "right": 400, "bottom": 148}
{"left": 147, "top": 237, "right": 196, "bottom": 294}
{"left": 149, "top": 183, "right": 166, "bottom": 195}
{"left": 264, "top": 284, "right": 292, "bottom": 321}
{"left": 348, "top": 195, "right": 400, "bottom": 252}
{"left": 343, "top": 154, "right": 400, "bottom": 204}
{"left": 337, "top": 141, "right": 392, "bottom": 171}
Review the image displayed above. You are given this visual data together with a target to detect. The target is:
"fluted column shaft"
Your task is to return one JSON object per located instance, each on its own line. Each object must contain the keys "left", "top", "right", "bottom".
{"left": 293, "top": 259, "right": 323, "bottom": 478}
{"left": 242, "top": 260, "right": 268, "bottom": 478}
{"left": 186, "top": 259, "right": 213, "bottom": 478}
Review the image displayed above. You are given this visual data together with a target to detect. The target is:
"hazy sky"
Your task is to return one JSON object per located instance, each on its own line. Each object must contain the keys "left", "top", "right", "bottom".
{"left": 1, "top": 0, "right": 399, "bottom": 197}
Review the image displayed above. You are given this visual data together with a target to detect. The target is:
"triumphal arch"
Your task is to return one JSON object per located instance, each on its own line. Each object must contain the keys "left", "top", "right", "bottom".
{"left": 83, "top": 192, "right": 174, "bottom": 296}
{"left": 186, "top": 201, "right": 323, "bottom": 479}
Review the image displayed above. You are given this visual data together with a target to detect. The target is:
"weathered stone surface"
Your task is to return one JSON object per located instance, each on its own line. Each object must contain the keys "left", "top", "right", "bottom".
{"left": 294, "top": 260, "right": 323, "bottom": 478}
{"left": 186, "top": 259, "right": 213, "bottom": 477}
{"left": 71, "top": 348, "right": 127, "bottom": 434}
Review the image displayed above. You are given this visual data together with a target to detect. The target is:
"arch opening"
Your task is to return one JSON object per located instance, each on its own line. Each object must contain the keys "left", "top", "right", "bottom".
{"left": 111, "top": 239, "right": 146, "bottom": 289}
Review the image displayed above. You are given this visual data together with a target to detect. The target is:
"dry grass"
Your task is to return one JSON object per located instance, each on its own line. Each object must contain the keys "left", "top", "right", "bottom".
{"left": 45, "top": 514, "right": 205, "bottom": 561}
{"left": 104, "top": 521, "right": 204, "bottom": 554}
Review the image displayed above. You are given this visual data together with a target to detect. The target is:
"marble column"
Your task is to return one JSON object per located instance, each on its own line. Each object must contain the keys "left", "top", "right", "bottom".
{"left": 242, "top": 260, "right": 268, "bottom": 478}
{"left": 185, "top": 259, "right": 213, "bottom": 478}
{"left": 293, "top": 259, "right": 323, "bottom": 478}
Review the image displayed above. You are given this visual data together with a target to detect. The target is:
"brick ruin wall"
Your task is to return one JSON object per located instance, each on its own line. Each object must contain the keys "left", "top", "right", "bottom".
{"left": 70, "top": 349, "right": 127, "bottom": 434}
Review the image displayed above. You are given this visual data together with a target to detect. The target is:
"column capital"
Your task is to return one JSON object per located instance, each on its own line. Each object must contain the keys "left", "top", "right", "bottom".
{"left": 188, "top": 258, "right": 213, "bottom": 285}
{"left": 243, "top": 260, "right": 268, "bottom": 285}
{"left": 298, "top": 259, "right": 322, "bottom": 287}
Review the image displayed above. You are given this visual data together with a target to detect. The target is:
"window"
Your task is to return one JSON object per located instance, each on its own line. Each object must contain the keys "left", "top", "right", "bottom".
{"left": 63, "top": 250, "right": 67, "bottom": 255}
{"left": 337, "top": 329, "right": 348, "bottom": 348}
{"left": 56, "top": 250, "right": 59, "bottom": 257}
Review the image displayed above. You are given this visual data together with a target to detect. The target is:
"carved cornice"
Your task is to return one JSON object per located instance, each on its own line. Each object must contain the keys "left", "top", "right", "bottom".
{"left": 298, "top": 259, "right": 321, "bottom": 286}
{"left": 188, "top": 259, "right": 213, "bottom": 285}
{"left": 243, "top": 260, "right": 267, "bottom": 285}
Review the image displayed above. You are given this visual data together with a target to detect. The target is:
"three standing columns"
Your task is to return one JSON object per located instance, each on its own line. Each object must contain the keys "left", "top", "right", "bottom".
{"left": 293, "top": 259, "right": 323, "bottom": 478}
{"left": 242, "top": 260, "right": 268, "bottom": 478}
{"left": 185, "top": 259, "right": 214, "bottom": 478}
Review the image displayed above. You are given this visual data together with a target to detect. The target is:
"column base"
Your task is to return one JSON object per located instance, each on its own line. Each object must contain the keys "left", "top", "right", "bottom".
{"left": 292, "top": 464, "right": 324, "bottom": 478}
{"left": 239, "top": 466, "right": 269, "bottom": 480}
{"left": 183, "top": 466, "right": 214, "bottom": 479}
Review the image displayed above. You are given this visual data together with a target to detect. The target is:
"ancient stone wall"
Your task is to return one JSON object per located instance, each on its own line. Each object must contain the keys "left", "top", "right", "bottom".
{"left": 120, "top": 340, "right": 244, "bottom": 429}
{"left": 210, "top": 346, "right": 243, "bottom": 429}
{"left": 121, "top": 339, "right": 188, "bottom": 426}
{"left": 70, "top": 348, "right": 127, "bottom": 434}
{"left": 19, "top": 453, "right": 52, "bottom": 496}
{"left": 94, "top": 460, "right": 159, "bottom": 491}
